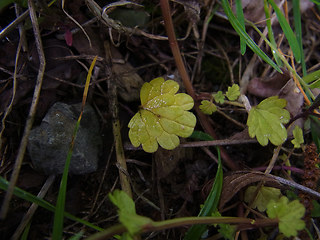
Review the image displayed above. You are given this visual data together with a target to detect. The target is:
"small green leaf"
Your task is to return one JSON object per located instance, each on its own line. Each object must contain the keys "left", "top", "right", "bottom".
{"left": 120, "top": 232, "right": 133, "bottom": 240}
{"left": 311, "top": 200, "right": 320, "bottom": 217}
{"left": 120, "top": 213, "right": 152, "bottom": 235}
{"left": 247, "top": 96, "right": 290, "bottom": 146}
{"left": 109, "top": 190, "right": 136, "bottom": 215}
{"left": 291, "top": 125, "right": 304, "bottom": 148}
{"left": 212, "top": 211, "right": 236, "bottom": 240}
{"left": 128, "top": 77, "right": 196, "bottom": 153}
{"left": 190, "top": 131, "right": 214, "bottom": 141}
{"left": 267, "top": 196, "right": 305, "bottom": 237}
{"left": 199, "top": 100, "right": 217, "bottom": 115}
{"left": 109, "top": 190, "right": 152, "bottom": 236}
{"left": 225, "top": 84, "right": 240, "bottom": 101}
{"left": 213, "top": 91, "right": 225, "bottom": 104}
{"left": 244, "top": 186, "right": 282, "bottom": 212}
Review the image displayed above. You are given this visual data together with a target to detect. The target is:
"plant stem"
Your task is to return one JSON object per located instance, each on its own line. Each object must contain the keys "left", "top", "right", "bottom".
{"left": 86, "top": 216, "right": 278, "bottom": 240}
{"left": 159, "top": 0, "right": 239, "bottom": 170}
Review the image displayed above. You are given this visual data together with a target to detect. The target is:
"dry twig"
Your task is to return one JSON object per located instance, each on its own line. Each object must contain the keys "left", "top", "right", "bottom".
{"left": 0, "top": 0, "right": 46, "bottom": 219}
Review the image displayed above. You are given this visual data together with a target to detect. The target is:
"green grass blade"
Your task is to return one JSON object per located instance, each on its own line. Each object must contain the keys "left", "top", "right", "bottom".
{"left": 267, "top": 0, "right": 301, "bottom": 62}
{"left": 221, "top": 0, "right": 282, "bottom": 73}
{"left": 68, "top": 231, "right": 84, "bottom": 240}
{"left": 264, "top": 0, "right": 282, "bottom": 66}
{"left": 303, "top": 69, "right": 320, "bottom": 83}
{"left": 303, "top": 69, "right": 320, "bottom": 90}
{"left": 308, "top": 79, "right": 320, "bottom": 89}
{"left": 52, "top": 56, "right": 97, "bottom": 240}
{"left": 184, "top": 138, "right": 223, "bottom": 240}
{"left": 310, "top": 116, "right": 320, "bottom": 152}
{"left": 309, "top": 0, "right": 320, "bottom": 6}
{"left": 235, "top": 0, "right": 246, "bottom": 54}
{"left": 20, "top": 221, "right": 31, "bottom": 240}
{"left": 293, "top": 0, "right": 306, "bottom": 75}
{"left": 0, "top": 177, "right": 103, "bottom": 231}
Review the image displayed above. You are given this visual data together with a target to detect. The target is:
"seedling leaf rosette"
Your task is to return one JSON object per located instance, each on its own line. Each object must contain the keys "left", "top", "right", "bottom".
{"left": 128, "top": 77, "right": 196, "bottom": 153}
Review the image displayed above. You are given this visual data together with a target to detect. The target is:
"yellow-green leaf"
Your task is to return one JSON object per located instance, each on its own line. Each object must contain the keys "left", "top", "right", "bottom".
{"left": 244, "top": 186, "right": 282, "bottom": 212}
{"left": 109, "top": 190, "right": 152, "bottom": 236}
{"left": 291, "top": 125, "right": 304, "bottom": 148}
{"left": 199, "top": 100, "right": 217, "bottom": 115}
{"left": 267, "top": 196, "right": 305, "bottom": 237}
{"left": 128, "top": 77, "right": 196, "bottom": 153}
{"left": 213, "top": 91, "right": 225, "bottom": 104}
{"left": 226, "top": 84, "right": 240, "bottom": 101}
{"left": 247, "top": 96, "right": 290, "bottom": 146}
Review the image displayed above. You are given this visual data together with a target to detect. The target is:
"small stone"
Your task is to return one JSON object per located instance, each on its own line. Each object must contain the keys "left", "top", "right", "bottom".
{"left": 28, "top": 102, "right": 102, "bottom": 175}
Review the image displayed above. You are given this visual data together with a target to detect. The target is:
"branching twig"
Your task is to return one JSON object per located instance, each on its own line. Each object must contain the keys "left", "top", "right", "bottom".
{"left": 0, "top": 0, "right": 46, "bottom": 219}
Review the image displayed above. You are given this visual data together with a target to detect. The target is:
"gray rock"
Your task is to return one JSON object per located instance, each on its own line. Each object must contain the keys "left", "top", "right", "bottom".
{"left": 28, "top": 102, "right": 102, "bottom": 175}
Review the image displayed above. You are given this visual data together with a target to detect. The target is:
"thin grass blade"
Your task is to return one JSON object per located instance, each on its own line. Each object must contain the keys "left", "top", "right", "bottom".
{"left": 267, "top": 0, "right": 301, "bottom": 62}
{"left": 235, "top": 0, "right": 246, "bottom": 54}
{"left": 0, "top": 176, "right": 103, "bottom": 231}
{"left": 221, "top": 0, "right": 281, "bottom": 72}
{"left": 52, "top": 56, "right": 98, "bottom": 239}
{"left": 264, "top": 0, "right": 282, "bottom": 66}
{"left": 184, "top": 134, "right": 223, "bottom": 240}
{"left": 293, "top": 0, "right": 306, "bottom": 75}
{"left": 309, "top": 0, "right": 320, "bottom": 6}
{"left": 20, "top": 221, "right": 31, "bottom": 240}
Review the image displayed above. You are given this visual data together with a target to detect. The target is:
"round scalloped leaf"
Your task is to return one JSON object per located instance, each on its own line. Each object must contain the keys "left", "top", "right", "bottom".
{"left": 226, "top": 84, "right": 240, "bottom": 101}
{"left": 214, "top": 91, "right": 225, "bottom": 104}
{"left": 247, "top": 96, "right": 290, "bottom": 146}
{"left": 267, "top": 196, "right": 305, "bottom": 237}
{"left": 244, "top": 186, "right": 282, "bottom": 212}
{"left": 291, "top": 125, "right": 304, "bottom": 148}
{"left": 199, "top": 100, "right": 217, "bottom": 115}
{"left": 128, "top": 77, "right": 196, "bottom": 153}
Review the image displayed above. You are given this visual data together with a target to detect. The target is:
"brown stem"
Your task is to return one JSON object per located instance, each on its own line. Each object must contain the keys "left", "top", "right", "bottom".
{"left": 105, "top": 41, "right": 133, "bottom": 198}
{"left": 159, "top": 0, "right": 239, "bottom": 170}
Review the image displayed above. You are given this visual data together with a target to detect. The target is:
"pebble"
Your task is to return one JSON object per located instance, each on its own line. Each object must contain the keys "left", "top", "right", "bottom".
{"left": 28, "top": 102, "right": 102, "bottom": 175}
